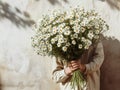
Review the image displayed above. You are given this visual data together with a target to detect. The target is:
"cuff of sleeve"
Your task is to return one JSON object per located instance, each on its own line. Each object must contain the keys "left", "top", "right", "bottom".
{"left": 56, "top": 70, "right": 70, "bottom": 83}
{"left": 61, "top": 69, "right": 67, "bottom": 77}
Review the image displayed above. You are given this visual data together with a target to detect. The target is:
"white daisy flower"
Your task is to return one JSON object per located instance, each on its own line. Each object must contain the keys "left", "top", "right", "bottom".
{"left": 103, "top": 24, "right": 108, "bottom": 31}
{"left": 84, "top": 45, "right": 89, "bottom": 49}
{"left": 73, "top": 25, "right": 78, "bottom": 30}
{"left": 81, "top": 18, "right": 88, "bottom": 26}
{"left": 88, "top": 31, "right": 94, "bottom": 39}
{"left": 58, "top": 28, "right": 64, "bottom": 34}
{"left": 67, "top": 11, "right": 74, "bottom": 19}
{"left": 50, "top": 17, "right": 54, "bottom": 22}
{"left": 58, "top": 38, "right": 64, "bottom": 44}
{"left": 73, "top": 34, "right": 78, "bottom": 38}
{"left": 54, "top": 36, "right": 58, "bottom": 41}
{"left": 81, "top": 27, "right": 85, "bottom": 33}
{"left": 72, "top": 40, "right": 76, "bottom": 45}
{"left": 57, "top": 43, "right": 61, "bottom": 47}
{"left": 78, "top": 44, "right": 82, "bottom": 49}
{"left": 70, "top": 35, "right": 74, "bottom": 40}
{"left": 42, "top": 45, "right": 47, "bottom": 51}
{"left": 75, "top": 12, "right": 80, "bottom": 18}
{"left": 70, "top": 19, "right": 74, "bottom": 25}
{"left": 62, "top": 46, "right": 67, "bottom": 52}
{"left": 64, "top": 26, "right": 71, "bottom": 35}
{"left": 58, "top": 34, "right": 64, "bottom": 39}
{"left": 58, "top": 15, "right": 65, "bottom": 22}
{"left": 60, "top": 23, "right": 66, "bottom": 28}
{"left": 74, "top": 20, "right": 79, "bottom": 25}
{"left": 52, "top": 27, "right": 57, "bottom": 34}
{"left": 53, "top": 10, "right": 61, "bottom": 17}
{"left": 95, "top": 24, "right": 99, "bottom": 29}
{"left": 74, "top": 29, "right": 80, "bottom": 34}
{"left": 45, "top": 41, "right": 49, "bottom": 44}
{"left": 64, "top": 30, "right": 71, "bottom": 36}
{"left": 51, "top": 38, "right": 55, "bottom": 44}
{"left": 81, "top": 37, "right": 86, "bottom": 42}
{"left": 48, "top": 44, "right": 52, "bottom": 51}
{"left": 95, "top": 30, "right": 100, "bottom": 34}
{"left": 86, "top": 39, "right": 92, "bottom": 46}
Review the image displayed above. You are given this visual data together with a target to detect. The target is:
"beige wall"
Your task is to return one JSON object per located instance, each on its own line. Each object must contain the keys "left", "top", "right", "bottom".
{"left": 0, "top": 0, "right": 120, "bottom": 90}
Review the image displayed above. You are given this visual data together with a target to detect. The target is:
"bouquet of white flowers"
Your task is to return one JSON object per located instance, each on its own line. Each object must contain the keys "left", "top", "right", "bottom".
{"left": 31, "top": 7, "right": 109, "bottom": 89}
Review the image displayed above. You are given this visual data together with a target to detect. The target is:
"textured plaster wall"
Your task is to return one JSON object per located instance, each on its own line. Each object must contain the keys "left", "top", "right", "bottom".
{"left": 0, "top": 0, "right": 120, "bottom": 90}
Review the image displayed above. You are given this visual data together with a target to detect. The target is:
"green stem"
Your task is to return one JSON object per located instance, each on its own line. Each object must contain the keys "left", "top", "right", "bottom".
{"left": 70, "top": 70, "right": 86, "bottom": 90}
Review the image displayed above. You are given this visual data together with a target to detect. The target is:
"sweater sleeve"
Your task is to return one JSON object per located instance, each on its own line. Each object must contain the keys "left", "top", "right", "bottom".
{"left": 85, "top": 41, "right": 104, "bottom": 74}
{"left": 52, "top": 58, "right": 70, "bottom": 84}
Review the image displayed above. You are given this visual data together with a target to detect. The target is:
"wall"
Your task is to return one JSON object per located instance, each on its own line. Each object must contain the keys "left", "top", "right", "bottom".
{"left": 0, "top": 0, "right": 120, "bottom": 90}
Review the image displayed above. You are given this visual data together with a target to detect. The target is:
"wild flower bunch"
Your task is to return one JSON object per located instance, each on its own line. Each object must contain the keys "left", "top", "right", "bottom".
{"left": 31, "top": 7, "right": 109, "bottom": 89}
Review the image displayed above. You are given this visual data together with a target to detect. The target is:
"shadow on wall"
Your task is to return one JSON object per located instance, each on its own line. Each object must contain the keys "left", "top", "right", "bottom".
{"left": 0, "top": 1, "right": 35, "bottom": 28}
{"left": 100, "top": 0, "right": 120, "bottom": 10}
{"left": 48, "top": 0, "right": 68, "bottom": 5}
{"left": 101, "top": 36, "right": 120, "bottom": 90}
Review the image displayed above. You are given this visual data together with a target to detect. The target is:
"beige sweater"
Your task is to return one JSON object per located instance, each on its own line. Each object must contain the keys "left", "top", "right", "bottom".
{"left": 52, "top": 41, "right": 104, "bottom": 90}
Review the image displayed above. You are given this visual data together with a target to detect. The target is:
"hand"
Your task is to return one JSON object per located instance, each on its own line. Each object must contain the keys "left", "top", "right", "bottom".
{"left": 64, "top": 61, "right": 79, "bottom": 75}
{"left": 70, "top": 60, "right": 86, "bottom": 72}
{"left": 64, "top": 60, "right": 86, "bottom": 75}
{"left": 72, "top": 60, "right": 86, "bottom": 73}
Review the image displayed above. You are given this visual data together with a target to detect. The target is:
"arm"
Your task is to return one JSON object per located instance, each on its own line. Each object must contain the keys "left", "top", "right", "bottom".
{"left": 52, "top": 58, "right": 83, "bottom": 84}
{"left": 85, "top": 41, "right": 104, "bottom": 74}
{"left": 52, "top": 58, "right": 70, "bottom": 84}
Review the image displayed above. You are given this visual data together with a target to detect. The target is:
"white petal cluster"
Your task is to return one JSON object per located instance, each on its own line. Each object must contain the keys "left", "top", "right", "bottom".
{"left": 64, "top": 26, "right": 71, "bottom": 36}
{"left": 72, "top": 40, "right": 76, "bottom": 45}
{"left": 62, "top": 46, "right": 67, "bottom": 52}
{"left": 78, "top": 44, "right": 83, "bottom": 49}
{"left": 51, "top": 38, "right": 56, "bottom": 44}
{"left": 88, "top": 31, "right": 94, "bottom": 40}
{"left": 32, "top": 7, "right": 109, "bottom": 56}
{"left": 84, "top": 39, "right": 92, "bottom": 49}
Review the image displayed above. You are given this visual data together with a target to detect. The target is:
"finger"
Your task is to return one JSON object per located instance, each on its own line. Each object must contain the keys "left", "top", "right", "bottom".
{"left": 72, "top": 65, "right": 79, "bottom": 68}
{"left": 71, "top": 63, "right": 79, "bottom": 66}
{"left": 72, "top": 65, "right": 79, "bottom": 69}
{"left": 71, "top": 67, "right": 79, "bottom": 71}
{"left": 71, "top": 61, "right": 78, "bottom": 63}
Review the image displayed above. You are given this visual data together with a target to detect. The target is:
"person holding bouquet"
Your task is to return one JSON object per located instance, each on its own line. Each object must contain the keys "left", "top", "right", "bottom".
{"left": 31, "top": 7, "right": 108, "bottom": 90}
{"left": 52, "top": 40, "right": 104, "bottom": 90}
